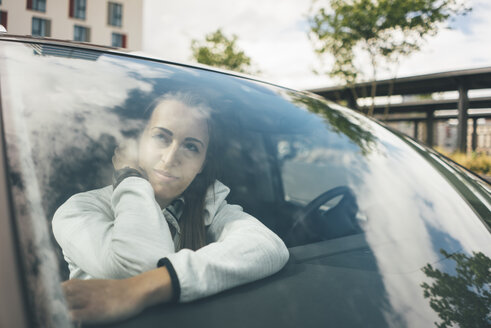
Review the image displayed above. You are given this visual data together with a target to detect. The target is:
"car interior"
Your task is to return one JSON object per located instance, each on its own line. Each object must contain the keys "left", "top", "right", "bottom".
{"left": 31, "top": 111, "right": 363, "bottom": 280}
{"left": 0, "top": 42, "right": 364, "bottom": 283}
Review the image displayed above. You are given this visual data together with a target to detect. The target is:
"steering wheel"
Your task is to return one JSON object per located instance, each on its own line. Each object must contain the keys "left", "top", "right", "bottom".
{"left": 285, "top": 186, "right": 360, "bottom": 246}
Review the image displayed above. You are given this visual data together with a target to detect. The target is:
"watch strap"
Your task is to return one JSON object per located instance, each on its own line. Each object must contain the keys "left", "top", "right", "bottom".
{"left": 112, "top": 167, "right": 148, "bottom": 189}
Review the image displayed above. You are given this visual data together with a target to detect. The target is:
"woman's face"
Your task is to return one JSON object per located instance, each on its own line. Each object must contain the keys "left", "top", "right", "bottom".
{"left": 138, "top": 99, "right": 209, "bottom": 207}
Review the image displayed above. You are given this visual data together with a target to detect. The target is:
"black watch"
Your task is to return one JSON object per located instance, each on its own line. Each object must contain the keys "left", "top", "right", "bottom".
{"left": 112, "top": 167, "right": 148, "bottom": 189}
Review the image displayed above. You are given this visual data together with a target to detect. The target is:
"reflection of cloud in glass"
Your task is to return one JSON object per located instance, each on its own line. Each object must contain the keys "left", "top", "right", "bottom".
{"left": 277, "top": 135, "right": 367, "bottom": 203}
{"left": 1, "top": 43, "right": 163, "bottom": 298}
{"left": 101, "top": 55, "right": 175, "bottom": 79}
{"left": 0, "top": 43, "right": 177, "bottom": 320}
{"left": 2, "top": 43, "right": 157, "bottom": 198}
{"left": 285, "top": 91, "right": 378, "bottom": 155}
{"left": 354, "top": 125, "right": 491, "bottom": 326}
{"left": 293, "top": 147, "right": 359, "bottom": 167}
{"left": 275, "top": 91, "right": 491, "bottom": 325}
{"left": 168, "top": 64, "right": 201, "bottom": 77}
{"left": 263, "top": 86, "right": 491, "bottom": 325}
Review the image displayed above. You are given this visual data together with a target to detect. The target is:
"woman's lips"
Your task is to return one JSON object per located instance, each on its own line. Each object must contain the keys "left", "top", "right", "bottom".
{"left": 153, "top": 169, "right": 179, "bottom": 181}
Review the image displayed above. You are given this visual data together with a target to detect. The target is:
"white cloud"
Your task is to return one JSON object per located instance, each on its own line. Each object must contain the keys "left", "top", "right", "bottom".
{"left": 142, "top": 0, "right": 325, "bottom": 90}
{"left": 142, "top": 0, "right": 491, "bottom": 91}
{"left": 394, "top": 1, "right": 491, "bottom": 79}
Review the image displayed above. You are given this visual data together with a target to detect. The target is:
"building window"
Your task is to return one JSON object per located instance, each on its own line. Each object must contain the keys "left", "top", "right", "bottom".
{"left": 107, "top": 2, "right": 122, "bottom": 27}
{"left": 74, "top": 25, "right": 90, "bottom": 42}
{"left": 32, "top": 17, "right": 51, "bottom": 36}
{"left": 69, "top": 0, "right": 86, "bottom": 19}
{"left": 0, "top": 11, "right": 7, "bottom": 29}
{"left": 27, "top": 0, "right": 46, "bottom": 12}
{"left": 111, "top": 32, "right": 126, "bottom": 48}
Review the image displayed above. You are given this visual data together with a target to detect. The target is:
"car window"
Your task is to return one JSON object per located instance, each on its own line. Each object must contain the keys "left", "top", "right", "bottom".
{"left": 2, "top": 40, "right": 490, "bottom": 262}
{"left": 1, "top": 40, "right": 490, "bottom": 327}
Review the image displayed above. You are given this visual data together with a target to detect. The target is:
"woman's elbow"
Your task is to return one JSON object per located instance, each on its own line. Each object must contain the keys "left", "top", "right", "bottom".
{"left": 273, "top": 237, "right": 289, "bottom": 271}
{"left": 257, "top": 230, "right": 289, "bottom": 274}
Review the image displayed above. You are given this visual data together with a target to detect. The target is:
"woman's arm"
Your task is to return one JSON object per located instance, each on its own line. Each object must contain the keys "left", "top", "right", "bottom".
{"left": 61, "top": 201, "right": 288, "bottom": 325}
{"left": 164, "top": 201, "right": 290, "bottom": 302}
{"left": 52, "top": 177, "right": 175, "bottom": 279}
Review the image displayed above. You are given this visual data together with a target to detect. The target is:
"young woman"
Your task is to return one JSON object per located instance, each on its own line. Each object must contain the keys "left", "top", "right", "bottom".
{"left": 52, "top": 93, "right": 289, "bottom": 324}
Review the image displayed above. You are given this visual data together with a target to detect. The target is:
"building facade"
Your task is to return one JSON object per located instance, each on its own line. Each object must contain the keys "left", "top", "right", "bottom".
{"left": 0, "top": 0, "right": 143, "bottom": 50}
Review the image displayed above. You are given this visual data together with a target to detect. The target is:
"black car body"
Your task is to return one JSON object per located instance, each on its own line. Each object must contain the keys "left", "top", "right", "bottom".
{"left": 0, "top": 35, "right": 490, "bottom": 328}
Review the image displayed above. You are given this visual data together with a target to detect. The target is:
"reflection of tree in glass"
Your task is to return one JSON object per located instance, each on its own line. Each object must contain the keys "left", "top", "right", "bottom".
{"left": 287, "top": 92, "right": 376, "bottom": 155}
{"left": 421, "top": 249, "right": 491, "bottom": 328}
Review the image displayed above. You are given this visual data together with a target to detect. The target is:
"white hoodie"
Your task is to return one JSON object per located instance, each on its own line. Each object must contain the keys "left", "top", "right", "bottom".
{"left": 52, "top": 177, "right": 289, "bottom": 302}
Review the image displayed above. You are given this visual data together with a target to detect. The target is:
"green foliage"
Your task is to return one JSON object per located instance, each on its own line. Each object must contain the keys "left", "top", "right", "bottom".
{"left": 435, "top": 147, "right": 491, "bottom": 175}
{"left": 417, "top": 93, "right": 434, "bottom": 100}
{"left": 309, "top": 0, "right": 470, "bottom": 84}
{"left": 191, "top": 29, "right": 256, "bottom": 74}
{"left": 421, "top": 250, "right": 491, "bottom": 328}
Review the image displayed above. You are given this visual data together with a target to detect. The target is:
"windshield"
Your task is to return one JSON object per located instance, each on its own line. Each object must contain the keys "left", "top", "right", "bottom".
{"left": 1, "top": 40, "right": 490, "bottom": 328}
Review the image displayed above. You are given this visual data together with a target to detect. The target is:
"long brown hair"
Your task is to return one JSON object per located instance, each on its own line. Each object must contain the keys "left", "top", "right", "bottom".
{"left": 144, "top": 92, "right": 219, "bottom": 250}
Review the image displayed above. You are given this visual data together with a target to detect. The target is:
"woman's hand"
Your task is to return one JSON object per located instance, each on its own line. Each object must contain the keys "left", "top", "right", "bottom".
{"left": 62, "top": 267, "right": 173, "bottom": 325}
{"left": 112, "top": 139, "right": 140, "bottom": 171}
{"left": 62, "top": 278, "right": 144, "bottom": 325}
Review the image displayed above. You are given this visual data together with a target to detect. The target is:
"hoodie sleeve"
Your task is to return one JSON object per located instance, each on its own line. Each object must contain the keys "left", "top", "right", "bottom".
{"left": 162, "top": 181, "right": 289, "bottom": 302}
{"left": 52, "top": 177, "right": 175, "bottom": 279}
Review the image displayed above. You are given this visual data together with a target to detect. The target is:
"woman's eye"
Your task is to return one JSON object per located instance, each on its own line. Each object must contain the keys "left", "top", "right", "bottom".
{"left": 185, "top": 143, "right": 199, "bottom": 153}
{"left": 152, "top": 133, "right": 169, "bottom": 143}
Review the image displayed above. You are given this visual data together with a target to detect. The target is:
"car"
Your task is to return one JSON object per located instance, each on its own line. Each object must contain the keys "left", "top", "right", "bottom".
{"left": 0, "top": 34, "right": 490, "bottom": 328}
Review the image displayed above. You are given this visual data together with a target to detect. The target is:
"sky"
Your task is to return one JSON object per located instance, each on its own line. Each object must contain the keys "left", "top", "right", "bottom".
{"left": 142, "top": 0, "right": 491, "bottom": 91}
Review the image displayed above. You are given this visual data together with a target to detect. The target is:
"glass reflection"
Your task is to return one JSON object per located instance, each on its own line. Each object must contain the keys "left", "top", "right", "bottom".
{"left": 274, "top": 89, "right": 491, "bottom": 326}
{"left": 1, "top": 43, "right": 157, "bottom": 220}
{"left": 285, "top": 91, "right": 378, "bottom": 155}
{"left": 350, "top": 126, "right": 490, "bottom": 326}
{"left": 421, "top": 250, "right": 491, "bottom": 328}
{"left": 1, "top": 40, "right": 490, "bottom": 327}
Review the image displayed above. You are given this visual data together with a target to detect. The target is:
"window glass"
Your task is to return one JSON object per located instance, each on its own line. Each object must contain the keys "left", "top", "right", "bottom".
{"left": 74, "top": 0, "right": 86, "bottom": 19}
{"left": 0, "top": 11, "right": 7, "bottom": 29}
{"left": 73, "top": 25, "right": 89, "bottom": 42}
{"left": 111, "top": 32, "right": 124, "bottom": 47}
{"left": 32, "top": 17, "right": 50, "bottom": 36}
{"left": 1, "top": 41, "right": 490, "bottom": 326}
{"left": 1, "top": 41, "right": 489, "bottom": 249}
{"left": 32, "top": 0, "right": 46, "bottom": 12}
{"left": 108, "top": 2, "right": 122, "bottom": 27}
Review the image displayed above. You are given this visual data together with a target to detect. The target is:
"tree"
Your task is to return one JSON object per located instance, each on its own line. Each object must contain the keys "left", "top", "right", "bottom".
{"left": 191, "top": 29, "right": 256, "bottom": 74}
{"left": 309, "top": 0, "right": 470, "bottom": 115}
{"left": 421, "top": 250, "right": 491, "bottom": 328}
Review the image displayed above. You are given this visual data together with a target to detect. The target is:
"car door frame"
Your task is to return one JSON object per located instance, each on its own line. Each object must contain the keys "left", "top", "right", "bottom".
{"left": 0, "top": 89, "right": 30, "bottom": 327}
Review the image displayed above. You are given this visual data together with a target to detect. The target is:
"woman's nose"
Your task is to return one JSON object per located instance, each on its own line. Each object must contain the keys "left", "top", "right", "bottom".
{"left": 160, "top": 143, "right": 180, "bottom": 167}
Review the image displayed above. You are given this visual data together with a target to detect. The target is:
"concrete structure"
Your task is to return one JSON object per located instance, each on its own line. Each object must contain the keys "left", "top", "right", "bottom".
{"left": 0, "top": 0, "right": 143, "bottom": 50}
{"left": 310, "top": 67, "right": 491, "bottom": 153}
{"left": 385, "top": 118, "right": 491, "bottom": 155}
